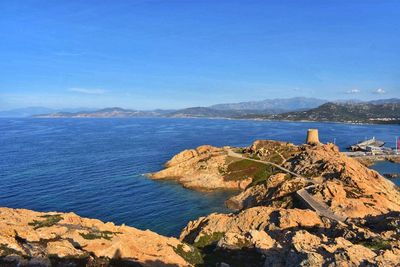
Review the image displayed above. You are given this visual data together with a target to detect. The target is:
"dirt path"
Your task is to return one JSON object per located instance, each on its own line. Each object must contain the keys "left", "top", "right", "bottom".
{"left": 227, "top": 149, "right": 348, "bottom": 223}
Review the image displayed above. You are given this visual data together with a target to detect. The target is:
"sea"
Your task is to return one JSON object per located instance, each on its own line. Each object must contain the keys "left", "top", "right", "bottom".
{"left": 0, "top": 118, "right": 399, "bottom": 236}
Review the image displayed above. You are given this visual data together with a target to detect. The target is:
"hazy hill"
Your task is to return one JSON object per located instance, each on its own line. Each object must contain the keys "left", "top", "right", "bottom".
{"left": 210, "top": 97, "right": 327, "bottom": 111}
{"left": 261, "top": 102, "right": 400, "bottom": 123}
{"left": 0, "top": 107, "right": 59, "bottom": 118}
{"left": 164, "top": 107, "right": 242, "bottom": 118}
{"left": 33, "top": 107, "right": 173, "bottom": 118}
{"left": 0, "top": 107, "right": 97, "bottom": 118}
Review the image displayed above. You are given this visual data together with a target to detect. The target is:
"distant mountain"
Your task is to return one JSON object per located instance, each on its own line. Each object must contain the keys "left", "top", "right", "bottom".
{"left": 250, "top": 102, "right": 400, "bottom": 124}
{"left": 0, "top": 107, "right": 57, "bottom": 118}
{"left": 209, "top": 97, "right": 328, "bottom": 111}
{"left": 368, "top": 98, "right": 400, "bottom": 105}
{"left": 33, "top": 107, "right": 173, "bottom": 118}
{"left": 23, "top": 97, "right": 400, "bottom": 124}
{"left": 0, "top": 107, "right": 96, "bottom": 118}
{"left": 165, "top": 107, "right": 283, "bottom": 118}
{"left": 164, "top": 107, "right": 241, "bottom": 118}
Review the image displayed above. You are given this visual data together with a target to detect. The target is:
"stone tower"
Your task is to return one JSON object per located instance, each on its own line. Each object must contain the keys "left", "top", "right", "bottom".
{"left": 306, "top": 129, "right": 320, "bottom": 145}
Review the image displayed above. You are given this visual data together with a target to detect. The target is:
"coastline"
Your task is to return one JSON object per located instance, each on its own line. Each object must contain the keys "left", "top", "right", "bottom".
{"left": 2, "top": 138, "right": 400, "bottom": 266}
{"left": 27, "top": 115, "right": 400, "bottom": 126}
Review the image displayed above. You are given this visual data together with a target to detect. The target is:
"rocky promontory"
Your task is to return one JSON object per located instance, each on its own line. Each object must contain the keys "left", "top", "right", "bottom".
{"left": 148, "top": 145, "right": 252, "bottom": 190}
{"left": 150, "top": 140, "right": 400, "bottom": 219}
{"left": 2, "top": 138, "right": 400, "bottom": 266}
{"left": 148, "top": 139, "right": 400, "bottom": 265}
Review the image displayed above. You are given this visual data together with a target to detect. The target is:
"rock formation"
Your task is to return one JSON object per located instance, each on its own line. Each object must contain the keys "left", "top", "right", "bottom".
{"left": 0, "top": 208, "right": 192, "bottom": 266}
{"left": 148, "top": 145, "right": 252, "bottom": 190}
{"left": 179, "top": 207, "right": 400, "bottom": 266}
{"left": 151, "top": 140, "right": 400, "bottom": 219}
{"left": 149, "top": 139, "right": 400, "bottom": 266}
{"left": 2, "top": 138, "right": 400, "bottom": 266}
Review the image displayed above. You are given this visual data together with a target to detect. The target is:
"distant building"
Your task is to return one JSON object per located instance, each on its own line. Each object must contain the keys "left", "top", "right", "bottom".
{"left": 366, "top": 146, "right": 385, "bottom": 155}
{"left": 349, "top": 137, "right": 385, "bottom": 152}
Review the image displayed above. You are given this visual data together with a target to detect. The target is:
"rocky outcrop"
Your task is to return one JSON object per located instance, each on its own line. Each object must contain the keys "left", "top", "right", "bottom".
{"left": 168, "top": 140, "right": 400, "bottom": 266}
{"left": 148, "top": 141, "right": 300, "bottom": 191}
{"left": 225, "top": 142, "right": 400, "bottom": 220}
{"left": 179, "top": 207, "right": 400, "bottom": 266}
{"left": 282, "top": 144, "right": 400, "bottom": 218}
{"left": 0, "top": 207, "right": 192, "bottom": 266}
{"left": 225, "top": 173, "right": 309, "bottom": 210}
{"left": 148, "top": 145, "right": 252, "bottom": 190}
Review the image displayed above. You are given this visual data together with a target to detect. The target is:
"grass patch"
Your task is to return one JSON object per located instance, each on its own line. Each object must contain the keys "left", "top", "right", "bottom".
{"left": 28, "top": 214, "right": 63, "bottom": 229}
{"left": 234, "top": 148, "right": 246, "bottom": 154}
{"left": 250, "top": 164, "right": 279, "bottom": 186}
{"left": 247, "top": 154, "right": 260, "bottom": 160}
{"left": 223, "top": 159, "right": 274, "bottom": 182}
{"left": 269, "top": 153, "right": 284, "bottom": 164}
{"left": 173, "top": 244, "right": 203, "bottom": 265}
{"left": 80, "top": 230, "right": 121, "bottom": 241}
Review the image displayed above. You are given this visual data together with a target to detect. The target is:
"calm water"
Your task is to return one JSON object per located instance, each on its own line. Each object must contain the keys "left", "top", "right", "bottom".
{"left": 1, "top": 118, "right": 399, "bottom": 236}
{"left": 370, "top": 161, "right": 400, "bottom": 186}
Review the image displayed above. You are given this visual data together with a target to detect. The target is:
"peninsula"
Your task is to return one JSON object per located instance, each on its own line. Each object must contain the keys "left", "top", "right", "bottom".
{"left": 1, "top": 130, "right": 400, "bottom": 266}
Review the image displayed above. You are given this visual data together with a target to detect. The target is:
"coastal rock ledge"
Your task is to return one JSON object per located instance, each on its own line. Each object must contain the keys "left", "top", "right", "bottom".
{"left": 0, "top": 207, "right": 192, "bottom": 266}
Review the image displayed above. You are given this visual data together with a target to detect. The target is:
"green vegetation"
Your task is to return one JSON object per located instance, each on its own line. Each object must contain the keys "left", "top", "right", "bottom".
{"left": 268, "top": 153, "right": 284, "bottom": 164}
{"left": 358, "top": 239, "right": 392, "bottom": 251}
{"left": 28, "top": 214, "right": 63, "bottom": 229}
{"left": 254, "top": 142, "right": 298, "bottom": 165}
{"left": 222, "top": 158, "right": 277, "bottom": 183}
{"left": 177, "top": 231, "right": 265, "bottom": 266}
{"left": 173, "top": 244, "right": 203, "bottom": 265}
{"left": 80, "top": 230, "right": 121, "bottom": 241}
{"left": 173, "top": 232, "right": 226, "bottom": 265}
{"left": 201, "top": 248, "right": 265, "bottom": 267}
{"left": 194, "top": 232, "right": 225, "bottom": 248}
{"left": 234, "top": 148, "right": 246, "bottom": 154}
{"left": 248, "top": 153, "right": 260, "bottom": 160}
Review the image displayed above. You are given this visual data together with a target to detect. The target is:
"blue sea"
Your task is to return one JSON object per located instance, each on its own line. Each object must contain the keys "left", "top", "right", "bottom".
{"left": 0, "top": 118, "right": 399, "bottom": 236}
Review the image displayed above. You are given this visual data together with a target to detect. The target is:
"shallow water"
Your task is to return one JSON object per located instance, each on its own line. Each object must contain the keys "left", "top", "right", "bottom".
{"left": 370, "top": 161, "right": 400, "bottom": 186}
{"left": 0, "top": 118, "right": 399, "bottom": 236}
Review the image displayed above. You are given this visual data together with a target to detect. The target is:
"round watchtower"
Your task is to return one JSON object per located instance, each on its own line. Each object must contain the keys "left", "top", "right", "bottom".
{"left": 306, "top": 129, "right": 320, "bottom": 145}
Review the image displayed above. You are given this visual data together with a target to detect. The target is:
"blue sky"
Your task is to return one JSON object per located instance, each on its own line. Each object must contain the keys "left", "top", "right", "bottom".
{"left": 0, "top": 0, "right": 399, "bottom": 110}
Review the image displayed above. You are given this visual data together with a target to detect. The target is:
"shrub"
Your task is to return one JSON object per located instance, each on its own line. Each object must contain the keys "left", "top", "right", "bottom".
{"left": 28, "top": 214, "right": 63, "bottom": 229}
{"left": 173, "top": 244, "right": 203, "bottom": 265}
{"left": 80, "top": 230, "right": 121, "bottom": 241}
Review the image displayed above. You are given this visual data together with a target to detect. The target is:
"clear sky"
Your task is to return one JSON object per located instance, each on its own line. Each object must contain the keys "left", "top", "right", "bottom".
{"left": 0, "top": 0, "right": 399, "bottom": 110}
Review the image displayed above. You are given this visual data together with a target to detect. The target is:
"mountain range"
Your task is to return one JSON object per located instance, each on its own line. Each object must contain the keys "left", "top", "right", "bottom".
{"left": 247, "top": 102, "right": 400, "bottom": 124}
{"left": 2, "top": 97, "right": 400, "bottom": 124}
{"left": 209, "top": 97, "right": 327, "bottom": 111}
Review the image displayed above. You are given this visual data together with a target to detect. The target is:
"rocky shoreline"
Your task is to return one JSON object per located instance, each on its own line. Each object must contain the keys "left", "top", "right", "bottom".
{"left": 2, "top": 139, "right": 400, "bottom": 266}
